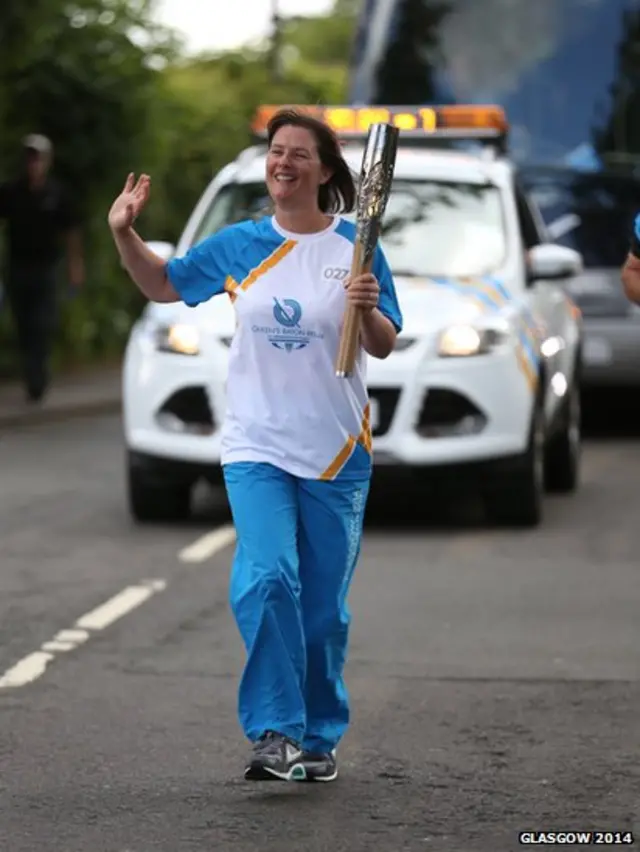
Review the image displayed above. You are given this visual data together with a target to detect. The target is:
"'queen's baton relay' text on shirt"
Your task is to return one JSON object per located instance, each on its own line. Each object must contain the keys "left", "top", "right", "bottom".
{"left": 166, "top": 215, "right": 403, "bottom": 481}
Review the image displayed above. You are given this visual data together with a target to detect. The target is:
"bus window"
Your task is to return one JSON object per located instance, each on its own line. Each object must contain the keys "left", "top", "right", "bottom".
{"left": 520, "top": 166, "right": 640, "bottom": 268}
{"left": 348, "top": 0, "right": 640, "bottom": 168}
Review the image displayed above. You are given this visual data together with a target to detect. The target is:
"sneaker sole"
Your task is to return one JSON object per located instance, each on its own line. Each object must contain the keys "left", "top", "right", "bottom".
{"left": 244, "top": 762, "right": 307, "bottom": 782}
{"left": 296, "top": 768, "right": 338, "bottom": 783}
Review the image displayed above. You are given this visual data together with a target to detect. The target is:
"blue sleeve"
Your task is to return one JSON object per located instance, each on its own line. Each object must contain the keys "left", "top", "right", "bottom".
{"left": 373, "top": 244, "right": 403, "bottom": 333}
{"left": 166, "top": 227, "right": 236, "bottom": 307}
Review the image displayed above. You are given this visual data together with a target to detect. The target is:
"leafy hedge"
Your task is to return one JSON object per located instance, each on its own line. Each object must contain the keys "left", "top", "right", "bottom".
{"left": 0, "top": 0, "right": 355, "bottom": 379}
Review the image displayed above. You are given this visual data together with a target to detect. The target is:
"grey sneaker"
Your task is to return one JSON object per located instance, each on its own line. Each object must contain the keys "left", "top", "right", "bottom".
{"left": 299, "top": 749, "right": 338, "bottom": 782}
{"left": 244, "top": 731, "right": 306, "bottom": 781}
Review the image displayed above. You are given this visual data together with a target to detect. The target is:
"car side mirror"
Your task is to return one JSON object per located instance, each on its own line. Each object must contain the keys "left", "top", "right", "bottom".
{"left": 527, "top": 243, "right": 583, "bottom": 284}
{"left": 145, "top": 240, "right": 176, "bottom": 262}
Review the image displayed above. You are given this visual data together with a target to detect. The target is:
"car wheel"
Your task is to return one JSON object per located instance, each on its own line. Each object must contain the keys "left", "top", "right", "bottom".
{"left": 543, "top": 377, "right": 581, "bottom": 493}
{"left": 127, "top": 455, "right": 192, "bottom": 523}
{"left": 484, "top": 400, "right": 545, "bottom": 528}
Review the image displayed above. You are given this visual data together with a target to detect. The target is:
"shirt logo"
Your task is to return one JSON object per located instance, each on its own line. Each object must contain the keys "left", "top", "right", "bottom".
{"left": 273, "top": 297, "right": 302, "bottom": 328}
{"left": 251, "top": 297, "right": 325, "bottom": 352}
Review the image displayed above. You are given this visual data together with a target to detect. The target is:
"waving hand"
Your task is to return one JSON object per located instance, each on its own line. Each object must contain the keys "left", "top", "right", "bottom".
{"left": 108, "top": 173, "right": 151, "bottom": 233}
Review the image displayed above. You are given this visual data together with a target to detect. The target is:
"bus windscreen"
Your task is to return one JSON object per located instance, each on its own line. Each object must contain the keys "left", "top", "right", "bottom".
{"left": 348, "top": 0, "right": 640, "bottom": 169}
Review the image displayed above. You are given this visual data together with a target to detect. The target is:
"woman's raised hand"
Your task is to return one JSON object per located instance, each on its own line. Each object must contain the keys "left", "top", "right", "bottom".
{"left": 108, "top": 173, "right": 151, "bottom": 233}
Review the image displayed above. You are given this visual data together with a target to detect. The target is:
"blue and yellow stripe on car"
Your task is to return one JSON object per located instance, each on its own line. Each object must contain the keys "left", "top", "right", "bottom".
{"left": 429, "top": 275, "right": 504, "bottom": 312}
{"left": 425, "top": 275, "right": 540, "bottom": 390}
{"left": 515, "top": 326, "right": 539, "bottom": 391}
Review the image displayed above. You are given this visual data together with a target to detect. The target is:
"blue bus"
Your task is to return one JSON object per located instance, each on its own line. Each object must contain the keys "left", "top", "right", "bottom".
{"left": 347, "top": 0, "right": 640, "bottom": 280}
{"left": 347, "top": 0, "right": 640, "bottom": 171}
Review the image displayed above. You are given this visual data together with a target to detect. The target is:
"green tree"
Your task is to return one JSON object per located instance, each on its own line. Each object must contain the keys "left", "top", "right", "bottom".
{"left": 0, "top": 0, "right": 356, "bottom": 377}
{"left": 279, "top": 6, "right": 357, "bottom": 67}
{"left": 0, "top": 0, "right": 181, "bottom": 371}
{"left": 333, "top": 0, "right": 362, "bottom": 13}
{"left": 1, "top": 0, "right": 179, "bottom": 202}
{"left": 142, "top": 29, "right": 355, "bottom": 246}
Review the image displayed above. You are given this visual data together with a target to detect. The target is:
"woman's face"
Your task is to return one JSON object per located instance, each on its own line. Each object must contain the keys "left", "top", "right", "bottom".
{"left": 266, "top": 124, "right": 331, "bottom": 209}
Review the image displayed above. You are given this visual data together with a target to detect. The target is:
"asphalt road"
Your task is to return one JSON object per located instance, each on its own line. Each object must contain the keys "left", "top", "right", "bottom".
{"left": 1, "top": 404, "right": 639, "bottom": 852}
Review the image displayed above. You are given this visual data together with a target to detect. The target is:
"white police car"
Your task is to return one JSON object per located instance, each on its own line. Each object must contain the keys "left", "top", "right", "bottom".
{"left": 123, "top": 104, "right": 584, "bottom": 527}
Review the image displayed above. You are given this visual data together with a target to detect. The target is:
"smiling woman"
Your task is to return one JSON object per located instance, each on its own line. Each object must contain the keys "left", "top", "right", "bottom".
{"left": 107, "top": 106, "right": 403, "bottom": 785}
{"left": 265, "top": 108, "right": 357, "bottom": 227}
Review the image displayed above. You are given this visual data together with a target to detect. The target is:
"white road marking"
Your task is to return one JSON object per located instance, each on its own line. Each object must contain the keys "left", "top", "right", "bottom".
{"left": 56, "top": 629, "right": 90, "bottom": 643}
{"left": 42, "top": 641, "right": 76, "bottom": 653}
{"left": 178, "top": 523, "right": 236, "bottom": 563}
{"left": 1, "top": 523, "right": 236, "bottom": 691}
{"left": 41, "top": 628, "right": 91, "bottom": 654}
{"left": 0, "top": 651, "right": 55, "bottom": 689}
{"left": 76, "top": 579, "right": 166, "bottom": 630}
{"left": 0, "top": 579, "right": 166, "bottom": 691}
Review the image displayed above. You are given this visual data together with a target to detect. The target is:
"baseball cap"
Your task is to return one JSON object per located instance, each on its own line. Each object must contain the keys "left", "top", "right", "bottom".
{"left": 23, "top": 133, "right": 52, "bottom": 155}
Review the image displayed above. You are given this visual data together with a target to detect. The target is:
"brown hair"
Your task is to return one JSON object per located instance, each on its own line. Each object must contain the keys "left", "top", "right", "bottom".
{"left": 266, "top": 108, "right": 357, "bottom": 214}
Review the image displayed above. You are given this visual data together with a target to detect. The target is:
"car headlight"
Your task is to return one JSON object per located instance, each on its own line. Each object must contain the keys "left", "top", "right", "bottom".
{"left": 156, "top": 323, "right": 200, "bottom": 356}
{"left": 438, "top": 324, "right": 506, "bottom": 357}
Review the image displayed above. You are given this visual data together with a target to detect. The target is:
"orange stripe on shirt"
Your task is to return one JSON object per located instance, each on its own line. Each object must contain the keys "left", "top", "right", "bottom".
{"left": 358, "top": 403, "right": 372, "bottom": 454}
{"left": 225, "top": 275, "right": 240, "bottom": 303}
{"left": 319, "top": 435, "right": 357, "bottom": 481}
{"left": 239, "top": 240, "right": 297, "bottom": 292}
{"left": 319, "top": 404, "right": 372, "bottom": 481}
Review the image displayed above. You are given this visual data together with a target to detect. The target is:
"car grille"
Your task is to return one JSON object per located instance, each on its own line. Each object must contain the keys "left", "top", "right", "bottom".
{"left": 157, "top": 386, "right": 215, "bottom": 433}
{"left": 416, "top": 389, "right": 486, "bottom": 437}
{"left": 368, "top": 387, "right": 400, "bottom": 437}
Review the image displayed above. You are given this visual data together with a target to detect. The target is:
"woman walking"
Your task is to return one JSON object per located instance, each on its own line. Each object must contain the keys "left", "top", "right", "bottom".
{"left": 108, "top": 108, "right": 403, "bottom": 782}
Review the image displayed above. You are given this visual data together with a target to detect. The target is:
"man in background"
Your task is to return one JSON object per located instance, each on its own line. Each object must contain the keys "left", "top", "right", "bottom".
{"left": 0, "top": 134, "right": 84, "bottom": 402}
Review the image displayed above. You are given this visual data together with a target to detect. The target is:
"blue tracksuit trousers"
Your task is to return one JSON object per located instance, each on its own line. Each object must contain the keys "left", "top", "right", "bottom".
{"left": 222, "top": 461, "right": 370, "bottom": 754}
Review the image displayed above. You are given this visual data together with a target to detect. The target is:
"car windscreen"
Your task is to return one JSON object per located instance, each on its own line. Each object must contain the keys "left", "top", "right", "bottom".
{"left": 190, "top": 178, "right": 507, "bottom": 278}
{"left": 520, "top": 167, "right": 640, "bottom": 268}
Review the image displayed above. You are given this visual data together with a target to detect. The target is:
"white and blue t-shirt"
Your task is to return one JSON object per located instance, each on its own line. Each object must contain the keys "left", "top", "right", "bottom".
{"left": 166, "top": 214, "right": 403, "bottom": 481}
